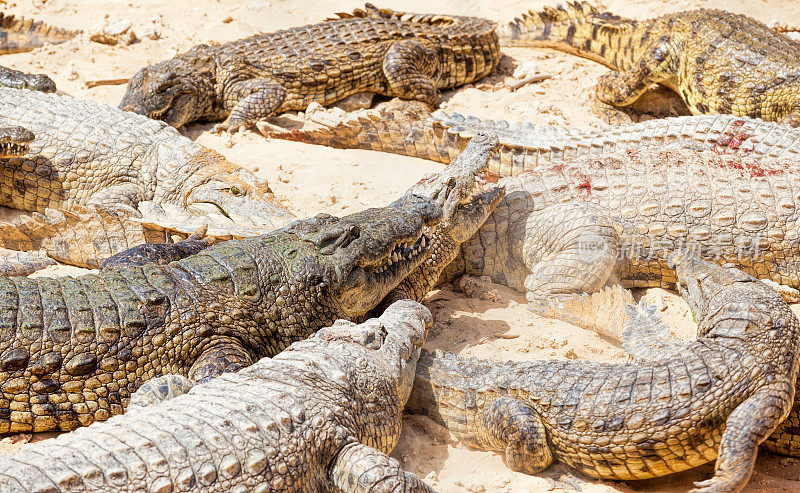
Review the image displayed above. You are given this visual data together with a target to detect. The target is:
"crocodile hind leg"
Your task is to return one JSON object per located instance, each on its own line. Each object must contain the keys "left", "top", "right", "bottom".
{"left": 595, "top": 37, "right": 674, "bottom": 107}
{"left": 522, "top": 202, "right": 626, "bottom": 332}
{"left": 482, "top": 397, "right": 554, "bottom": 474}
{"left": 330, "top": 441, "right": 435, "bottom": 493}
{"left": 692, "top": 383, "right": 795, "bottom": 493}
{"left": 383, "top": 39, "right": 440, "bottom": 106}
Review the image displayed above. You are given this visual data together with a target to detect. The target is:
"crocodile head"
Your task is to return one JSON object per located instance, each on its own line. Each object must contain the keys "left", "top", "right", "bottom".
{"left": 386, "top": 131, "right": 504, "bottom": 295}
{"left": 670, "top": 252, "right": 782, "bottom": 339}
{"left": 119, "top": 54, "right": 210, "bottom": 128}
{"left": 172, "top": 149, "right": 294, "bottom": 230}
{"left": 313, "top": 299, "right": 431, "bottom": 412}
{"left": 0, "top": 126, "right": 34, "bottom": 158}
{"left": 278, "top": 193, "right": 442, "bottom": 320}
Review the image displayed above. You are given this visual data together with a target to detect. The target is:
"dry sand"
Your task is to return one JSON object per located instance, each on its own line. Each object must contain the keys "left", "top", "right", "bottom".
{"left": 2, "top": 0, "right": 800, "bottom": 491}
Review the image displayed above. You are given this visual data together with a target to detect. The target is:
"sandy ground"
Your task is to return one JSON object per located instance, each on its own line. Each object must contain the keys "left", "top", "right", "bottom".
{"left": 2, "top": 0, "right": 800, "bottom": 491}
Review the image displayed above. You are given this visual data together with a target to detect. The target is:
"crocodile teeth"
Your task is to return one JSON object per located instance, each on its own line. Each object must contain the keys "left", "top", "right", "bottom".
{"left": 421, "top": 236, "right": 426, "bottom": 248}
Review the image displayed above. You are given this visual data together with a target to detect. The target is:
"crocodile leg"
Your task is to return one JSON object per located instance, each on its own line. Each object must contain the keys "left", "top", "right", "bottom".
{"left": 523, "top": 202, "right": 628, "bottom": 331}
{"left": 595, "top": 37, "right": 674, "bottom": 107}
{"left": 0, "top": 249, "right": 56, "bottom": 275}
{"left": 613, "top": 295, "right": 800, "bottom": 459}
{"left": 693, "top": 383, "right": 795, "bottom": 493}
{"left": 330, "top": 441, "right": 435, "bottom": 493}
{"left": 188, "top": 338, "right": 256, "bottom": 383}
{"left": 482, "top": 397, "right": 554, "bottom": 474}
{"left": 213, "top": 59, "right": 287, "bottom": 133}
{"left": 86, "top": 183, "right": 145, "bottom": 212}
{"left": 383, "top": 39, "right": 440, "bottom": 106}
{"left": 127, "top": 374, "right": 195, "bottom": 410}
{"left": 781, "top": 106, "right": 800, "bottom": 127}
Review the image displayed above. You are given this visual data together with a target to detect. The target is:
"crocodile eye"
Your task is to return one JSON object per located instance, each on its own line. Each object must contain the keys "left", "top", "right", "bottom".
{"left": 229, "top": 186, "right": 243, "bottom": 196}
{"left": 348, "top": 225, "right": 360, "bottom": 239}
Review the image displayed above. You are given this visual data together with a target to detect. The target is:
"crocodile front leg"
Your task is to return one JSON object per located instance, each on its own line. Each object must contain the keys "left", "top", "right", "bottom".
{"left": 213, "top": 57, "right": 288, "bottom": 133}
{"left": 331, "top": 441, "right": 434, "bottom": 493}
{"left": 523, "top": 202, "right": 628, "bottom": 332}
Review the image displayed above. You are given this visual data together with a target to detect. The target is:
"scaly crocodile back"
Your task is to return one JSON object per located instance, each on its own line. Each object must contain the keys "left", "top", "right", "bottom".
{"left": 0, "top": 12, "right": 78, "bottom": 54}
{"left": 226, "top": 5, "right": 499, "bottom": 90}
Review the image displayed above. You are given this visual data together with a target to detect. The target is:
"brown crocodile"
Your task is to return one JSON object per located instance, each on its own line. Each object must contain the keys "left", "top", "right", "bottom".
{"left": 0, "top": 132, "right": 502, "bottom": 433}
{"left": 499, "top": 2, "right": 800, "bottom": 125}
{"left": 118, "top": 4, "right": 499, "bottom": 132}
{"left": 0, "top": 300, "right": 435, "bottom": 492}
{"left": 407, "top": 253, "right": 800, "bottom": 492}
{"left": 0, "top": 87, "right": 295, "bottom": 271}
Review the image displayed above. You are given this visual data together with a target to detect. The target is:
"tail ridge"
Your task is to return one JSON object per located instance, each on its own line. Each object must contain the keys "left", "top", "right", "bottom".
{"left": 500, "top": 1, "right": 637, "bottom": 70}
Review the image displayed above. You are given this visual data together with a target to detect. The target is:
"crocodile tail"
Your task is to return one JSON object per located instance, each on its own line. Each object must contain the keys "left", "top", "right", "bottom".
{"left": 265, "top": 103, "right": 477, "bottom": 167}
{"left": 263, "top": 103, "right": 583, "bottom": 177}
{"left": 0, "top": 12, "right": 79, "bottom": 54}
{"left": 500, "top": 1, "right": 640, "bottom": 70}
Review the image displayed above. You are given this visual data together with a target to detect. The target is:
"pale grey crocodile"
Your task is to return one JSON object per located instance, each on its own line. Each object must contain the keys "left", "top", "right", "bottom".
{"left": 270, "top": 108, "right": 800, "bottom": 296}
{"left": 0, "top": 87, "right": 295, "bottom": 270}
{"left": 0, "top": 300, "right": 435, "bottom": 492}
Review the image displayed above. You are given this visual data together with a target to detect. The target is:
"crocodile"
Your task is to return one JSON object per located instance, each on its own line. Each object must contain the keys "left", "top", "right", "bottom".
{"left": 269, "top": 108, "right": 800, "bottom": 292}
{"left": 500, "top": 2, "right": 800, "bottom": 125}
{"left": 407, "top": 253, "right": 800, "bottom": 492}
{"left": 0, "top": 86, "right": 296, "bottom": 270}
{"left": 0, "top": 193, "right": 439, "bottom": 433}
{"left": 118, "top": 3, "right": 500, "bottom": 132}
{"left": 0, "top": 132, "right": 502, "bottom": 433}
{"left": 0, "top": 299, "right": 435, "bottom": 492}
{"left": 0, "top": 12, "right": 78, "bottom": 54}
{"left": 111, "top": 131, "right": 506, "bottom": 311}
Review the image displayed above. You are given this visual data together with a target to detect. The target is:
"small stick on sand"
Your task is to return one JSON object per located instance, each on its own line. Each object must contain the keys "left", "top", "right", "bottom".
{"left": 507, "top": 73, "right": 552, "bottom": 91}
{"left": 85, "top": 78, "right": 130, "bottom": 88}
